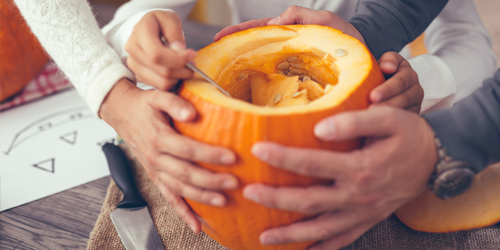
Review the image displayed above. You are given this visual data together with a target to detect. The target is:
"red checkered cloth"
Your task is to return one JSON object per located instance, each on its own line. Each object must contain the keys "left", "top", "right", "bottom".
{"left": 0, "top": 62, "right": 72, "bottom": 111}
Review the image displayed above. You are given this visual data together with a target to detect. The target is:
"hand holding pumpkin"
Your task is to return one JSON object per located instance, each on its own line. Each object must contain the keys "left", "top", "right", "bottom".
{"left": 99, "top": 78, "right": 238, "bottom": 233}
{"left": 215, "top": 5, "right": 365, "bottom": 46}
{"left": 370, "top": 52, "right": 424, "bottom": 113}
{"left": 125, "top": 10, "right": 197, "bottom": 90}
{"left": 243, "top": 106, "right": 437, "bottom": 249}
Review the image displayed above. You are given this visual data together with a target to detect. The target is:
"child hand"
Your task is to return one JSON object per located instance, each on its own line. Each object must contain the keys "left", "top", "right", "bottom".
{"left": 125, "top": 10, "right": 197, "bottom": 90}
{"left": 370, "top": 52, "right": 424, "bottom": 113}
{"left": 99, "top": 79, "right": 238, "bottom": 233}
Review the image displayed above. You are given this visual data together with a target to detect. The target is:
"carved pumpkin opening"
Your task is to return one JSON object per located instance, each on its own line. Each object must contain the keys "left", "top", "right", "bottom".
{"left": 223, "top": 52, "right": 339, "bottom": 107}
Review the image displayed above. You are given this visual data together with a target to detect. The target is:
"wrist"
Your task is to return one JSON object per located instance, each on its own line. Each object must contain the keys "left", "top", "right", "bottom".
{"left": 99, "top": 78, "right": 139, "bottom": 126}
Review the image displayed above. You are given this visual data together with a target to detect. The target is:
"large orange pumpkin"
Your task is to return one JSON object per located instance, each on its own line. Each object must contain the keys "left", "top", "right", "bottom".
{"left": 0, "top": 0, "right": 48, "bottom": 102}
{"left": 174, "top": 25, "right": 384, "bottom": 249}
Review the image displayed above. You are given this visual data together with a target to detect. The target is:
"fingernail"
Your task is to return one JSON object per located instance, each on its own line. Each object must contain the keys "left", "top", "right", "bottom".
{"left": 381, "top": 61, "right": 397, "bottom": 72}
{"left": 170, "top": 41, "right": 186, "bottom": 52}
{"left": 211, "top": 196, "right": 225, "bottom": 206}
{"left": 314, "top": 119, "right": 336, "bottom": 140}
{"left": 220, "top": 153, "right": 235, "bottom": 164}
{"left": 189, "top": 223, "right": 196, "bottom": 232}
{"left": 261, "top": 236, "right": 277, "bottom": 245}
{"left": 178, "top": 107, "right": 191, "bottom": 120}
{"left": 251, "top": 144, "right": 269, "bottom": 161}
{"left": 372, "top": 91, "right": 383, "bottom": 102}
{"left": 243, "top": 188, "right": 260, "bottom": 202}
{"left": 222, "top": 178, "right": 238, "bottom": 189}
{"left": 268, "top": 17, "right": 280, "bottom": 25}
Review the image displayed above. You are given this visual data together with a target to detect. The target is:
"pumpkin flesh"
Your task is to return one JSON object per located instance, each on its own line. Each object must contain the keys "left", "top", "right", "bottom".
{"left": 174, "top": 25, "right": 384, "bottom": 250}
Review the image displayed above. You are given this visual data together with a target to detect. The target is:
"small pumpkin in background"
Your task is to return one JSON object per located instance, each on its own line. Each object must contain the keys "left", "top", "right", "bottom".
{"left": 174, "top": 25, "right": 384, "bottom": 250}
{"left": 0, "top": 0, "right": 48, "bottom": 102}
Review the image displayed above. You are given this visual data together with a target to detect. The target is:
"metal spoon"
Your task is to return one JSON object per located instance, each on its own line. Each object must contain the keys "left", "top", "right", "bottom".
{"left": 160, "top": 36, "right": 231, "bottom": 97}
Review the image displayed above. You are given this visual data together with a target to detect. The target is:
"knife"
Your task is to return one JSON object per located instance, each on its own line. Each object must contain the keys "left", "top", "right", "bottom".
{"left": 102, "top": 143, "right": 164, "bottom": 250}
{"left": 160, "top": 36, "right": 232, "bottom": 98}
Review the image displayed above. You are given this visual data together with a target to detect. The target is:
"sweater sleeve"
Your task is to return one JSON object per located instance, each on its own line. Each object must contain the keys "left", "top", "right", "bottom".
{"left": 408, "top": 0, "right": 497, "bottom": 113}
{"left": 349, "top": 0, "right": 448, "bottom": 59}
{"left": 423, "top": 69, "right": 500, "bottom": 173}
{"left": 13, "top": 0, "right": 135, "bottom": 117}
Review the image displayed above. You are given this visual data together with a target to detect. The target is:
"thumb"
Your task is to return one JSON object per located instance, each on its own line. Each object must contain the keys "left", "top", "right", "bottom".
{"left": 314, "top": 106, "right": 400, "bottom": 141}
{"left": 149, "top": 91, "right": 197, "bottom": 122}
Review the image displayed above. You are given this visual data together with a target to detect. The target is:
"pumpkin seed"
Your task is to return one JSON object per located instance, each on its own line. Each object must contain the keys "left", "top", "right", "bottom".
{"left": 278, "top": 71, "right": 286, "bottom": 76}
{"left": 298, "top": 73, "right": 306, "bottom": 78}
{"left": 286, "top": 56, "right": 298, "bottom": 62}
{"left": 291, "top": 63, "right": 304, "bottom": 69}
{"left": 287, "top": 72, "right": 295, "bottom": 77}
{"left": 290, "top": 68, "right": 306, "bottom": 74}
{"left": 291, "top": 91, "right": 302, "bottom": 98}
{"left": 283, "top": 69, "right": 289, "bottom": 75}
{"left": 238, "top": 72, "right": 248, "bottom": 81}
{"left": 303, "top": 76, "right": 311, "bottom": 82}
{"left": 274, "top": 93, "right": 281, "bottom": 104}
{"left": 277, "top": 61, "right": 290, "bottom": 69}
{"left": 334, "top": 49, "right": 347, "bottom": 57}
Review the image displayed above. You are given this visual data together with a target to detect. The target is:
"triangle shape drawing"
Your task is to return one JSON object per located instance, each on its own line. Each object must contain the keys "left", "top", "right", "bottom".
{"left": 60, "top": 131, "right": 77, "bottom": 145}
{"left": 32, "top": 158, "right": 55, "bottom": 173}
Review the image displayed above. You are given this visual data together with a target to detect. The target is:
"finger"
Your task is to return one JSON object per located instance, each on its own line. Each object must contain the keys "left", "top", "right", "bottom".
{"left": 148, "top": 90, "right": 196, "bottom": 122}
{"left": 377, "top": 83, "right": 424, "bottom": 111}
{"left": 251, "top": 142, "right": 356, "bottom": 178}
{"left": 313, "top": 106, "right": 400, "bottom": 141}
{"left": 270, "top": 6, "right": 332, "bottom": 26}
{"left": 259, "top": 210, "right": 358, "bottom": 245}
{"left": 308, "top": 222, "right": 376, "bottom": 250}
{"left": 370, "top": 60, "right": 416, "bottom": 103}
{"left": 127, "top": 57, "right": 186, "bottom": 90}
{"left": 243, "top": 183, "right": 347, "bottom": 214}
{"left": 214, "top": 18, "right": 273, "bottom": 41}
{"left": 155, "top": 11, "right": 185, "bottom": 46}
{"left": 155, "top": 177, "right": 201, "bottom": 233}
{"left": 152, "top": 153, "right": 238, "bottom": 189}
{"left": 157, "top": 171, "right": 228, "bottom": 207}
{"left": 377, "top": 52, "right": 403, "bottom": 76}
{"left": 154, "top": 129, "right": 236, "bottom": 164}
{"left": 136, "top": 13, "right": 196, "bottom": 68}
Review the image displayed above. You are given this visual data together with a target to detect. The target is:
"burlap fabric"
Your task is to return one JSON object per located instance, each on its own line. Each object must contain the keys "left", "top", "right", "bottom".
{"left": 88, "top": 144, "right": 500, "bottom": 250}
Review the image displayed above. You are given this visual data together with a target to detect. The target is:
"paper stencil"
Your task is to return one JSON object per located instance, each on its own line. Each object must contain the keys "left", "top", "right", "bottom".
{"left": 0, "top": 90, "right": 116, "bottom": 211}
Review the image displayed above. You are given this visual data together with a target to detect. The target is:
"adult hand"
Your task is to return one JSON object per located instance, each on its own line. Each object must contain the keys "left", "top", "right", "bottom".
{"left": 125, "top": 10, "right": 197, "bottom": 90}
{"left": 243, "top": 106, "right": 437, "bottom": 249}
{"left": 215, "top": 5, "right": 365, "bottom": 45}
{"left": 99, "top": 78, "right": 238, "bottom": 233}
{"left": 370, "top": 52, "right": 424, "bottom": 113}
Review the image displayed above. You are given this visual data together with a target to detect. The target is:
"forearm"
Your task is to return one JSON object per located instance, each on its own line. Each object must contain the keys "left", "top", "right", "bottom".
{"left": 424, "top": 69, "right": 500, "bottom": 173}
{"left": 14, "top": 0, "right": 134, "bottom": 116}
{"left": 349, "top": 0, "right": 448, "bottom": 59}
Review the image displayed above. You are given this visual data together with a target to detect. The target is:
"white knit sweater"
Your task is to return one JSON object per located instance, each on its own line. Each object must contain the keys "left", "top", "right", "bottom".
{"left": 14, "top": 0, "right": 135, "bottom": 116}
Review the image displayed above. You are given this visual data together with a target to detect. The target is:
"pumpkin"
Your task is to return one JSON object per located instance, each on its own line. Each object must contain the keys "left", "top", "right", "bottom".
{"left": 0, "top": 0, "right": 48, "bottom": 102}
{"left": 174, "top": 25, "right": 384, "bottom": 250}
{"left": 395, "top": 163, "right": 500, "bottom": 232}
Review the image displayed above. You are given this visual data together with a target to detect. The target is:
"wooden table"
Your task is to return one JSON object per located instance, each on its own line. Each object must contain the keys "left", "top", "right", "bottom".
{"left": 0, "top": 176, "right": 110, "bottom": 250}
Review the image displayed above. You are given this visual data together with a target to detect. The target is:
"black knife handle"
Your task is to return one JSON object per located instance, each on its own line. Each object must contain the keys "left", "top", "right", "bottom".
{"left": 102, "top": 143, "right": 147, "bottom": 209}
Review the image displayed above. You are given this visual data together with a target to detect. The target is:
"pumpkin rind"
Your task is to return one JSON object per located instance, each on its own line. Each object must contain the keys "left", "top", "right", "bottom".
{"left": 0, "top": 0, "right": 48, "bottom": 102}
{"left": 174, "top": 25, "right": 384, "bottom": 250}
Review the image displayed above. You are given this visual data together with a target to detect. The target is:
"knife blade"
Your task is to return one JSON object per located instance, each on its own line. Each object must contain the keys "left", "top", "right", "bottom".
{"left": 102, "top": 143, "right": 164, "bottom": 250}
{"left": 160, "top": 36, "right": 232, "bottom": 97}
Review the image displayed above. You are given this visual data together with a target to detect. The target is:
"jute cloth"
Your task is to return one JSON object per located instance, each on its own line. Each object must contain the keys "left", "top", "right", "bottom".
{"left": 87, "top": 144, "right": 500, "bottom": 250}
